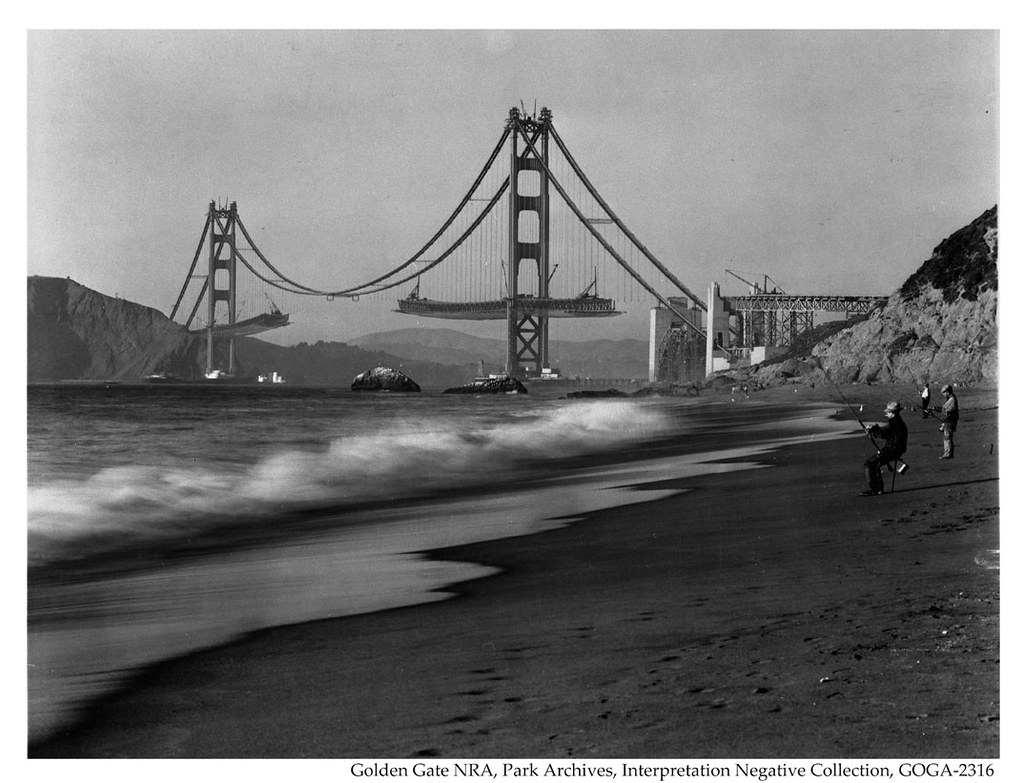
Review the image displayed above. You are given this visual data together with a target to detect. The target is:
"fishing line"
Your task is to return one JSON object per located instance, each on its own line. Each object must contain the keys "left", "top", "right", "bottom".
{"left": 826, "top": 374, "right": 880, "bottom": 451}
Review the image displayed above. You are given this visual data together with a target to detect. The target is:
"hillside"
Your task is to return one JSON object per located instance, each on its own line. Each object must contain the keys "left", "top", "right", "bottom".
{"left": 352, "top": 327, "right": 650, "bottom": 379}
{"left": 26, "top": 277, "right": 463, "bottom": 386}
{"left": 739, "top": 205, "right": 998, "bottom": 390}
{"left": 28, "top": 277, "right": 199, "bottom": 382}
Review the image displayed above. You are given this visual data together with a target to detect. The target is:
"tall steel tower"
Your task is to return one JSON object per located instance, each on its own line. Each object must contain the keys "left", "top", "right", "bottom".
{"left": 206, "top": 200, "right": 238, "bottom": 375}
{"left": 505, "top": 106, "right": 552, "bottom": 377}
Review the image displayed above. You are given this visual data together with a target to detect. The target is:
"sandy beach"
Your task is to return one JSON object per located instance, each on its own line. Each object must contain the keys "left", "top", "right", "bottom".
{"left": 29, "top": 384, "right": 999, "bottom": 759}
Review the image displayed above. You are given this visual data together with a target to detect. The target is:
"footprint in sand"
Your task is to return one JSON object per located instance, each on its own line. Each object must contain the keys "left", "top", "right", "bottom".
{"left": 696, "top": 699, "right": 728, "bottom": 709}
{"left": 625, "top": 612, "right": 659, "bottom": 623}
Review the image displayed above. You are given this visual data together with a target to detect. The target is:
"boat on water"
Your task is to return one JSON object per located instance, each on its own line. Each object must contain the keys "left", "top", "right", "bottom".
{"left": 473, "top": 360, "right": 508, "bottom": 385}
{"left": 522, "top": 366, "right": 589, "bottom": 387}
{"left": 257, "top": 371, "right": 287, "bottom": 384}
{"left": 143, "top": 372, "right": 181, "bottom": 383}
{"left": 537, "top": 367, "right": 563, "bottom": 381}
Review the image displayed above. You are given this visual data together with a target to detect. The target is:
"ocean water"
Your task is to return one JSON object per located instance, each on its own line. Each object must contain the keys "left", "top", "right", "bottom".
{"left": 26, "top": 383, "right": 853, "bottom": 744}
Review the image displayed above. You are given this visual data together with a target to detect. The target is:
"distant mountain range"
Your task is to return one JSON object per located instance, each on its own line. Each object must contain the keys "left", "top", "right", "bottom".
{"left": 26, "top": 278, "right": 650, "bottom": 386}
{"left": 349, "top": 328, "right": 650, "bottom": 380}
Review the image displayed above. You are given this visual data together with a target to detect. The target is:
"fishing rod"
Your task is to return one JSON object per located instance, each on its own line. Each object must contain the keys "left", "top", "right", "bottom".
{"left": 826, "top": 375, "right": 880, "bottom": 450}
{"left": 826, "top": 375, "right": 908, "bottom": 474}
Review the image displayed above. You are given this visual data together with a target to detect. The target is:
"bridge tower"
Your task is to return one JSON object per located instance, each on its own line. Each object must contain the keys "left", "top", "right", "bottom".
{"left": 505, "top": 106, "right": 552, "bottom": 377}
{"left": 206, "top": 200, "right": 239, "bottom": 375}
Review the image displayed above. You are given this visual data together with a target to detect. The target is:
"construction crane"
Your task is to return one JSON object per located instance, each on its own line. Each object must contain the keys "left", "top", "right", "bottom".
{"left": 725, "top": 269, "right": 786, "bottom": 295}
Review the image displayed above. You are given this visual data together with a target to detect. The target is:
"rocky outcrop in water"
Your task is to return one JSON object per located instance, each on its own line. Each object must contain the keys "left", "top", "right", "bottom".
{"left": 351, "top": 366, "right": 422, "bottom": 392}
{"left": 444, "top": 376, "right": 528, "bottom": 394}
{"left": 565, "top": 389, "right": 630, "bottom": 399}
{"left": 632, "top": 381, "right": 702, "bottom": 397}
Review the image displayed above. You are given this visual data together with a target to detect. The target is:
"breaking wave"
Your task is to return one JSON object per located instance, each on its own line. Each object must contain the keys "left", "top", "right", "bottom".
{"left": 27, "top": 400, "right": 676, "bottom": 567}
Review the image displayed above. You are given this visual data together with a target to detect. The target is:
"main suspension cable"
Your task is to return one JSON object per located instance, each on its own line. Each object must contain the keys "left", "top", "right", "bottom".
{"left": 549, "top": 122, "right": 706, "bottom": 311}
{"left": 169, "top": 216, "right": 211, "bottom": 320}
{"left": 514, "top": 119, "right": 707, "bottom": 339}
{"left": 232, "top": 125, "right": 513, "bottom": 298}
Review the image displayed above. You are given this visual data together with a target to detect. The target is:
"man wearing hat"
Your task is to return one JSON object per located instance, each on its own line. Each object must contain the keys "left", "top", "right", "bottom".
{"left": 861, "top": 401, "right": 908, "bottom": 496}
{"left": 938, "top": 384, "right": 959, "bottom": 459}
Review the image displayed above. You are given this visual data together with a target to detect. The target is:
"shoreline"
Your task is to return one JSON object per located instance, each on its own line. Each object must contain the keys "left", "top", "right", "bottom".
{"left": 29, "top": 386, "right": 999, "bottom": 758}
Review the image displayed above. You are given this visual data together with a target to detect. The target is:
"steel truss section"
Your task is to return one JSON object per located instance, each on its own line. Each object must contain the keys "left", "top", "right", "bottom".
{"left": 723, "top": 294, "right": 887, "bottom": 314}
{"left": 725, "top": 293, "right": 886, "bottom": 348}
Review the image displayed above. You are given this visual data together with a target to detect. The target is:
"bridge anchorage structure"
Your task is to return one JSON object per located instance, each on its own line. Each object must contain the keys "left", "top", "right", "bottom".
{"left": 652, "top": 269, "right": 888, "bottom": 379}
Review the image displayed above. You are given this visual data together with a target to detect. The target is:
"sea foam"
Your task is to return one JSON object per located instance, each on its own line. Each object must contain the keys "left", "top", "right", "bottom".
{"left": 27, "top": 400, "right": 675, "bottom": 567}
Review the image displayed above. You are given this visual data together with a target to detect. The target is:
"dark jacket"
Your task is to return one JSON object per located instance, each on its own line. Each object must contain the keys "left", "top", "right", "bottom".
{"left": 870, "top": 414, "right": 908, "bottom": 457}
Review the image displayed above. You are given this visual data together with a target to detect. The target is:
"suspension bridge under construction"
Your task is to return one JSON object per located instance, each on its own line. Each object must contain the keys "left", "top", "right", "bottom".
{"left": 169, "top": 106, "right": 887, "bottom": 383}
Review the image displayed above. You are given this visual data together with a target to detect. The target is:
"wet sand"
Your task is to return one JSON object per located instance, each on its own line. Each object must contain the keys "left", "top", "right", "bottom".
{"left": 29, "top": 385, "right": 1000, "bottom": 758}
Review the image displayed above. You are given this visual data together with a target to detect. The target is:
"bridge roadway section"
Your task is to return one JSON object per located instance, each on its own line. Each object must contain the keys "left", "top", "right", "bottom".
{"left": 397, "top": 294, "right": 621, "bottom": 319}
{"left": 719, "top": 293, "right": 888, "bottom": 315}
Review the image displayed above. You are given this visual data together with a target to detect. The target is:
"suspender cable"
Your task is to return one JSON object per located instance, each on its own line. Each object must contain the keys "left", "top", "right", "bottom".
{"left": 234, "top": 250, "right": 318, "bottom": 294}
{"left": 549, "top": 123, "right": 706, "bottom": 311}
{"left": 329, "top": 177, "right": 512, "bottom": 296}
{"left": 232, "top": 175, "right": 509, "bottom": 299}
{"left": 514, "top": 119, "right": 710, "bottom": 342}
{"left": 231, "top": 126, "right": 512, "bottom": 298}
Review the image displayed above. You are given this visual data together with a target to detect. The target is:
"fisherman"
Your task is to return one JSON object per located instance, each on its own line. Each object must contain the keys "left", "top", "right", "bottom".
{"left": 938, "top": 384, "right": 959, "bottom": 459}
{"left": 860, "top": 401, "right": 908, "bottom": 496}
{"left": 920, "top": 383, "right": 931, "bottom": 418}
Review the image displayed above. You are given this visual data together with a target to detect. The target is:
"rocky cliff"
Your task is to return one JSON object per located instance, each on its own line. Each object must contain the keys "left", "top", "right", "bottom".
{"left": 742, "top": 205, "right": 997, "bottom": 389}
{"left": 814, "top": 205, "right": 997, "bottom": 385}
{"left": 26, "top": 276, "right": 462, "bottom": 386}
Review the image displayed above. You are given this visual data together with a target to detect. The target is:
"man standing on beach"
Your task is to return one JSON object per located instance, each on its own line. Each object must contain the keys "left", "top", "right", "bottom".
{"left": 861, "top": 401, "right": 908, "bottom": 496}
{"left": 920, "top": 383, "right": 931, "bottom": 418}
{"left": 938, "top": 384, "right": 959, "bottom": 459}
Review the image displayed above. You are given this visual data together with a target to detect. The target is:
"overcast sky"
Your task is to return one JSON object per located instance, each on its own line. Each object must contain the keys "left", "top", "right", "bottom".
{"left": 26, "top": 28, "right": 998, "bottom": 345}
